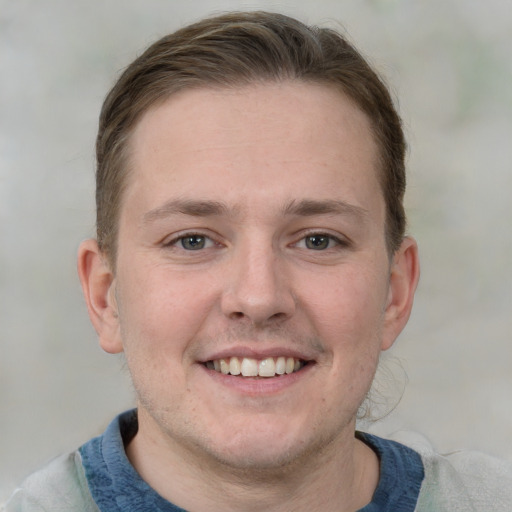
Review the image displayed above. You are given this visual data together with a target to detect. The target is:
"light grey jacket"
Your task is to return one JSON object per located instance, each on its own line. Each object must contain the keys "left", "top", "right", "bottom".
{"left": 3, "top": 433, "right": 512, "bottom": 511}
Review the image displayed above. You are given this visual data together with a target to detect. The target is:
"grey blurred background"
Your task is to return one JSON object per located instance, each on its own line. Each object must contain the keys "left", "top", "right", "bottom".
{"left": 1, "top": 0, "right": 511, "bottom": 500}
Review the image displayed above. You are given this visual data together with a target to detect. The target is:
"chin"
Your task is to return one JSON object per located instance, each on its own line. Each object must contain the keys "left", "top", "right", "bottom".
{"left": 206, "top": 439, "right": 308, "bottom": 472}
{"left": 196, "top": 418, "right": 337, "bottom": 473}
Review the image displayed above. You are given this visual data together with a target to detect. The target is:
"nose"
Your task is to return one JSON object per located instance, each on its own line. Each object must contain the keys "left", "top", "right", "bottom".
{"left": 220, "top": 238, "right": 296, "bottom": 326}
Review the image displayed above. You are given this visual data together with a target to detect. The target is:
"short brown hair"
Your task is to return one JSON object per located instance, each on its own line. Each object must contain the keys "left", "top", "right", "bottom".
{"left": 96, "top": 11, "right": 407, "bottom": 263}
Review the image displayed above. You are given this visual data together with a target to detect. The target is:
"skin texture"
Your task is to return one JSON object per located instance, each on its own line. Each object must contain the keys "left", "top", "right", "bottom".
{"left": 78, "top": 82, "right": 419, "bottom": 511}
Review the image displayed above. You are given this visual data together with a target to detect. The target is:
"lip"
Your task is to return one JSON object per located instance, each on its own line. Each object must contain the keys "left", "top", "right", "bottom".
{"left": 196, "top": 357, "right": 316, "bottom": 396}
{"left": 197, "top": 345, "right": 318, "bottom": 364}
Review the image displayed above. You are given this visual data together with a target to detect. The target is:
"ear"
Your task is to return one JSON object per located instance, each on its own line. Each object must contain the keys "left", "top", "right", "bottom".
{"left": 77, "top": 239, "right": 123, "bottom": 354}
{"left": 381, "top": 236, "right": 420, "bottom": 351}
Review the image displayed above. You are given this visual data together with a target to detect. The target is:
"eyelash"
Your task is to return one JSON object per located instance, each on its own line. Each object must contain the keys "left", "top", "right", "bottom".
{"left": 294, "top": 232, "right": 348, "bottom": 251}
{"left": 164, "top": 231, "right": 348, "bottom": 252}
{"left": 164, "top": 232, "right": 217, "bottom": 251}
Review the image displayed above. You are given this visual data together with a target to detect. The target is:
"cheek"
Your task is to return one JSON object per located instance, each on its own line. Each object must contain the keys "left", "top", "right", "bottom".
{"left": 301, "top": 264, "right": 388, "bottom": 341}
{"left": 301, "top": 264, "right": 388, "bottom": 396}
{"left": 116, "top": 263, "right": 220, "bottom": 360}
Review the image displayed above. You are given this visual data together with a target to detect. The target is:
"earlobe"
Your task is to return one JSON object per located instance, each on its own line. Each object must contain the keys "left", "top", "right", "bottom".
{"left": 77, "top": 239, "right": 124, "bottom": 354}
{"left": 381, "top": 236, "right": 420, "bottom": 351}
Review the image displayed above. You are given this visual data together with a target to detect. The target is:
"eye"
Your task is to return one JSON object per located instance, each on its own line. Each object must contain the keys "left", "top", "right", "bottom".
{"left": 182, "top": 235, "right": 207, "bottom": 250}
{"left": 305, "top": 235, "right": 331, "bottom": 250}
{"left": 297, "top": 234, "right": 343, "bottom": 251}
{"left": 168, "top": 234, "right": 215, "bottom": 251}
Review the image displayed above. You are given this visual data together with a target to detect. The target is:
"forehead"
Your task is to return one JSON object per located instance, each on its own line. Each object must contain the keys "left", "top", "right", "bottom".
{"left": 124, "top": 82, "right": 382, "bottom": 221}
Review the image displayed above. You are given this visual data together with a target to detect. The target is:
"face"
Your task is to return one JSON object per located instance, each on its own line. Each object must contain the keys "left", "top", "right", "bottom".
{"left": 83, "top": 82, "right": 418, "bottom": 471}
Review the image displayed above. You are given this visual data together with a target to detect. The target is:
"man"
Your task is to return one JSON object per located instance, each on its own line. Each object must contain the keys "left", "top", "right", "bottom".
{"left": 4, "top": 11, "right": 512, "bottom": 512}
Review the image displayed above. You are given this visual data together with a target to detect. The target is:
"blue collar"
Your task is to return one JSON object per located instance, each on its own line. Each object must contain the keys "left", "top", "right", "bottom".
{"left": 357, "top": 431, "right": 424, "bottom": 511}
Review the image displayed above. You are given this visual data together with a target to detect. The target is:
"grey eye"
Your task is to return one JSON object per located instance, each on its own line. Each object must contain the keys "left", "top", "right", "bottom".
{"left": 181, "top": 235, "right": 206, "bottom": 250}
{"left": 305, "top": 235, "right": 331, "bottom": 250}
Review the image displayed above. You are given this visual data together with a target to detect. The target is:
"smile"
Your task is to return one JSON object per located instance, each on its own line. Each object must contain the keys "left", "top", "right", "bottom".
{"left": 205, "top": 356, "right": 306, "bottom": 378}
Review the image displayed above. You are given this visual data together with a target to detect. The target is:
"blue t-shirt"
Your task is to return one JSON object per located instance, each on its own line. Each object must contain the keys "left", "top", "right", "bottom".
{"left": 79, "top": 410, "right": 424, "bottom": 511}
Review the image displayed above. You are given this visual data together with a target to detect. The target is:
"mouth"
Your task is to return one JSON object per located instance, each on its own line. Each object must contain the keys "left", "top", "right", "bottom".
{"left": 204, "top": 356, "right": 309, "bottom": 378}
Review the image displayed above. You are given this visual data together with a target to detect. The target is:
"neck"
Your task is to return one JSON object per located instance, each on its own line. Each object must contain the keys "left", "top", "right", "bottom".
{"left": 126, "top": 410, "right": 379, "bottom": 512}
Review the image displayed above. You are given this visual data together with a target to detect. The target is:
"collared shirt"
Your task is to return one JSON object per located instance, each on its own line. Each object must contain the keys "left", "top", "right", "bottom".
{"left": 78, "top": 410, "right": 424, "bottom": 511}
{"left": 9, "top": 409, "right": 512, "bottom": 511}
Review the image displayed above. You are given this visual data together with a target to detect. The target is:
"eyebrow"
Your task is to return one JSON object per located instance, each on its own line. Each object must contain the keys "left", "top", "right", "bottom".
{"left": 142, "top": 198, "right": 368, "bottom": 224}
{"left": 142, "top": 199, "right": 233, "bottom": 224}
{"left": 282, "top": 199, "right": 369, "bottom": 221}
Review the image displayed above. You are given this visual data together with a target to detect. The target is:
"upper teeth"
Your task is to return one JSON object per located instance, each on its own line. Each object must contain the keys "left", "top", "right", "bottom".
{"left": 207, "top": 356, "right": 303, "bottom": 377}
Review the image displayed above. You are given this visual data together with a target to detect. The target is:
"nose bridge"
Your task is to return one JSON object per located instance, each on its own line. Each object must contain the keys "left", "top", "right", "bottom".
{"left": 221, "top": 232, "right": 295, "bottom": 324}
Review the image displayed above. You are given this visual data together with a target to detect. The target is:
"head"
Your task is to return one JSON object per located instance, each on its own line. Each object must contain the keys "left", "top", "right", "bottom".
{"left": 79, "top": 11, "right": 419, "bottom": 477}
{"left": 95, "top": 11, "right": 407, "bottom": 266}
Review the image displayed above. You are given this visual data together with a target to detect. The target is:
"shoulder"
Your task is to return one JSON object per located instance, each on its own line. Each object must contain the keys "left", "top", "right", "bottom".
{"left": 2, "top": 451, "right": 99, "bottom": 512}
{"left": 389, "top": 431, "right": 512, "bottom": 512}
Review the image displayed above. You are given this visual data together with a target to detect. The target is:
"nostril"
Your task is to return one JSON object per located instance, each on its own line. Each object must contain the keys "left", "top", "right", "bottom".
{"left": 221, "top": 283, "right": 296, "bottom": 325}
